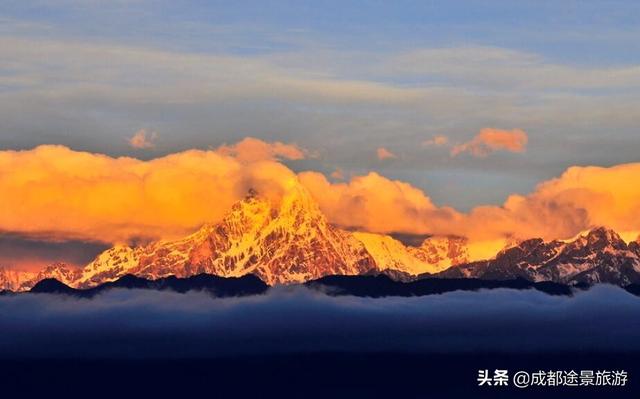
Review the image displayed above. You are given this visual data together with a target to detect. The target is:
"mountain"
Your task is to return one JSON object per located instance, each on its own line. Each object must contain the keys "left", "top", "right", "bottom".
{"left": 27, "top": 273, "right": 579, "bottom": 298}
{"left": 30, "top": 278, "right": 79, "bottom": 295}
{"left": 409, "top": 236, "right": 469, "bottom": 269}
{"left": 2, "top": 183, "right": 470, "bottom": 291}
{"left": 305, "top": 274, "right": 576, "bottom": 297}
{"left": 22, "top": 263, "right": 80, "bottom": 290}
{"left": 353, "top": 232, "right": 468, "bottom": 275}
{"left": 57, "top": 185, "right": 469, "bottom": 288}
{"left": 435, "top": 227, "right": 640, "bottom": 285}
{"left": 0, "top": 268, "right": 36, "bottom": 292}
{"left": 72, "top": 186, "right": 379, "bottom": 287}
{"left": 30, "top": 273, "right": 268, "bottom": 298}
{"left": 5, "top": 180, "right": 638, "bottom": 290}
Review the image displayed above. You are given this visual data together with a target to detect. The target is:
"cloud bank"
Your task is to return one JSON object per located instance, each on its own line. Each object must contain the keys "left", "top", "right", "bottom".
{"left": 216, "top": 137, "right": 306, "bottom": 162}
{"left": 0, "top": 142, "right": 299, "bottom": 243}
{"left": 0, "top": 286, "right": 638, "bottom": 357}
{"left": 1, "top": 142, "right": 640, "bottom": 255}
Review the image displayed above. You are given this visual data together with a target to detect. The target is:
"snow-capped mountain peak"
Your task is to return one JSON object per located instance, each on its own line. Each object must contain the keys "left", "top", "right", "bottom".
{"left": 0, "top": 267, "right": 36, "bottom": 292}
{"left": 437, "top": 226, "right": 640, "bottom": 285}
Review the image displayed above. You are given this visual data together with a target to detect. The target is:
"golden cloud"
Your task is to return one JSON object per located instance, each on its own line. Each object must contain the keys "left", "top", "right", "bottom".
{"left": 298, "top": 171, "right": 461, "bottom": 234}
{"left": 216, "top": 137, "right": 306, "bottom": 162}
{"left": 0, "top": 143, "right": 297, "bottom": 244}
{"left": 300, "top": 163, "right": 640, "bottom": 245}
{"left": 451, "top": 128, "right": 528, "bottom": 157}
{"left": 0, "top": 141, "right": 639, "bottom": 256}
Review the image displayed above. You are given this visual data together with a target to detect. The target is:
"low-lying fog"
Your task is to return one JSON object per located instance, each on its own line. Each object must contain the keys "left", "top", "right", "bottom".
{"left": 0, "top": 285, "right": 638, "bottom": 357}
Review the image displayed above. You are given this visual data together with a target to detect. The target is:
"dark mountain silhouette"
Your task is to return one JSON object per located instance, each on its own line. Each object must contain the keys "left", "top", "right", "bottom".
{"left": 24, "top": 272, "right": 640, "bottom": 299}
{"left": 305, "top": 274, "right": 581, "bottom": 297}
{"left": 29, "top": 273, "right": 268, "bottom": 298}
{"left": 30, "top": 278, "right": 80, "bottom": 295}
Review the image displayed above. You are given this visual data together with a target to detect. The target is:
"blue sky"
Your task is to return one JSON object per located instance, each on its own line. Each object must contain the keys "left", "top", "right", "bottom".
{"left": 1, "top": 0, "right": 640, "bottom": 209}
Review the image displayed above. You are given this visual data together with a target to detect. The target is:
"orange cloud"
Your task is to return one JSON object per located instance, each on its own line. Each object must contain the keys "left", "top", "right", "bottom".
{"left": 422, "top": 135, "right": 449, "bottom": 147}
{"left": 216, "top": 137, "right": 305, "bottom": 162}
{"left": 376, "top": 147, "right": 396, "bottom": 160}
{"left": 1, "top": 140, "right": 639, "bottom": 262}
{"left": 451, "top": 128, "right": 528, "bottom": 157}
{"left": 469, "top": 163, "right": 640, "bottom": 241}
{"left": 298, "top": 171, "right": 461, "bottom": 234}
{"left": 128, "top": 129, "right": 157, "bottom": 149}
{"left": 300, "top": 162, "right": 640, "bottom": 246}
{"left": 0, "top": 142, "right": 298, "bottom": 244}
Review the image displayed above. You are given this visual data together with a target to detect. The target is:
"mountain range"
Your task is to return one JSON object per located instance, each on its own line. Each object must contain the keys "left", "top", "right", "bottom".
{"left": 434, "top": 227, "right": 640, "bottom": 285}
{"left": 1, "top": 184, "right": 639, "bottom": 291}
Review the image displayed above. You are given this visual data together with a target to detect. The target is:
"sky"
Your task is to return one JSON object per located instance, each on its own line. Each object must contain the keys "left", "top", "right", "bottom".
{"left": 1, "top": 1, "right": 640, "bottom": 270}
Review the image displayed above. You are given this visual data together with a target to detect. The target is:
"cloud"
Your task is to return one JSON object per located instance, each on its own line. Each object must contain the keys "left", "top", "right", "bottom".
{"left": 0, "top": 285, "right": 638, "bottom": 357}
{"left": 0, "top": 141, "right": 299, "bottom": 244}
{"left": 451, "top": 128, "right": 528, "bottom": 157}
{"left": 300, "top": 161, "right": 640, "bottom": 245}
{"left": 127, "top": 129, "right": 157, "bottom": 149}
{"left": 386, "top": 46, "right": 640, "bottom": 90}
{"left": 422, "top": 135, "right": 449, "bottom": 147}
{"left": 0, "top": 37, "right": 426, "bottom": 107}
{"left": 1, "top": 35, "right": 640, "bottom": 197}
{"left": 298, "top": 171, "right": 459, "bottom": 235}
{"left": 216, "top": 137, "right": 306, "bottom": 162}
{"left": 1, "top": 142, "right": 640, "bottom": 265}
{"left": 376, "top": 147, "right": 396, "bottom": 160}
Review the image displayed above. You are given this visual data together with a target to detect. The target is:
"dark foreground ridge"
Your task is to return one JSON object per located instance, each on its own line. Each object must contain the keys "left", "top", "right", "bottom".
{"left": 17, "top": 272, "right": 636, "bottom": 298}
{"left": 305, "top": 274, "right": 584, "bottom": 297}
{"left": 29, "top": 273, "right": 269, "bottom": 298}
{"left": 22, "top": 273, "right": 640, "bottom": 297}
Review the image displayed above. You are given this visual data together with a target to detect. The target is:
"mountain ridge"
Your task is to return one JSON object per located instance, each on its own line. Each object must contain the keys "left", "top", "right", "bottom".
{"left": 2, "top": 185, "right": 640, "bottom": 290}
{"left": 433, "top": 226, "right": 640, "bottom": 285}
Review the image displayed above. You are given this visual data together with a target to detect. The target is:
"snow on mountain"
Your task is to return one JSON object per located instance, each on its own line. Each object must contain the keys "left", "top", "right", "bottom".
{"left": 353, "top": 233, "right": 467, "bottom": 275}
{"left": 0, "top": 267, "right": 36, "bottom": 291}
{"left": 353, "top": 232, "right": 431, "bottom": 275}
{"left": 409, "top": 236, "right": 469, "bottom": 271}
{"left": 76, "top": 245, "right": 140, "bottom": 288}
{"left": 28, "top": 262, "right": 80, "bottom": 288}
{"left": 0, "top": 263, "right": 82, "bottom": 291}
{"left": 437, "top": 227, "right": 640, "bottom": 285}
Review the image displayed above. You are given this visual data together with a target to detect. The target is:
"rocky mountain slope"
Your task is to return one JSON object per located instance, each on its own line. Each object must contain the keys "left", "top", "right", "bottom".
{"left": 0, "top": 268, "right": 36, "bottom": 292}
{"left": 72, "top": 186, "right": 378, "bottom": 287}
{"left": 435, "top": 227, "right": 640, "bottom": 285}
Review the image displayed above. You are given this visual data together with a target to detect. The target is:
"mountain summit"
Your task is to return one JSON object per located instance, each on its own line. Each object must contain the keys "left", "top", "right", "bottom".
{"left": 72, "top": 184, "right": 398, "bottom": 287}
